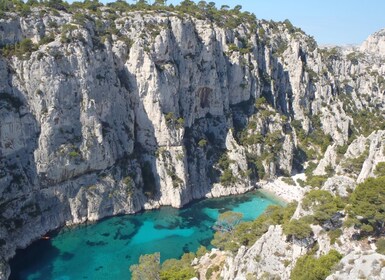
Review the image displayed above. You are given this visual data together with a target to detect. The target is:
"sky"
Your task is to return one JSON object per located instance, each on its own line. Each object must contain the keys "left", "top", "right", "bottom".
{"left": 140, "top": 0, "right": 385, "bottom": 46}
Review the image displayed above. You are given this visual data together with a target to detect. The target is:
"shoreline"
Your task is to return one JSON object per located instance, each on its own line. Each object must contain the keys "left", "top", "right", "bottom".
{"left": 3, "top": 178, "right": 300, "bottom": 280}
{"left": 258, "top": 188, "right": 288, "bottom": 206}
{"left": 258, "top": 175, "right": 307, "bottom": 204}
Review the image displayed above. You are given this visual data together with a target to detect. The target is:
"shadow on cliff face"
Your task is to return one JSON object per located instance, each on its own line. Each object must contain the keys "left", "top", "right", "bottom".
{"left": 0, "top": 59, "right": 40, "bottom": 196}
{"left": 0, "top": 58, "right": 44, "bottom": 257}
{"left": 136, "top": 17, "right": 303, "bottom": 200}
{"left": 121, "top": 66, "right": 162, "bottom": 200}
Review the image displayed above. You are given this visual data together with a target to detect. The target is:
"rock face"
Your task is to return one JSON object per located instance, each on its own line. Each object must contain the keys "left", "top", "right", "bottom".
{"left": 221, "top": 225, "right": 308, "bottom": 280}
{"left": 360, "top": 28, "right": 385, "bottom": 57}
{"left": 326, "top": 250, "right": 385, "bottom": 280}
{"left": 0, "top": 6, "right": 384, "bottom": 279}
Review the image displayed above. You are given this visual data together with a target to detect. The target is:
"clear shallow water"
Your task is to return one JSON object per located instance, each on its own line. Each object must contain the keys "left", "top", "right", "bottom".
{"left": 10, "top": 191, "right": 280, "bottom": 280}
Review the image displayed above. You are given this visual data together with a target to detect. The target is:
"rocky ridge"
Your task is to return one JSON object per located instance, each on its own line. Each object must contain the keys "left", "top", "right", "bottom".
{"left": 0, "top": 3, "right": 385, "bottom": 279}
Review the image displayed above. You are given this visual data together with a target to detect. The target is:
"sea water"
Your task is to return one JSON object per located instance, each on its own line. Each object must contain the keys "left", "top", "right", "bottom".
{"left": 10, "top": 191, "right": 281, "bottom": 280}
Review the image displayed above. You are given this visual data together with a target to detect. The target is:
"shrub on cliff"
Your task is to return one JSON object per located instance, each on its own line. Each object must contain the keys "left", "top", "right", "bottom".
{"left": 374, "top": 162, "right": 385, "bottom": 177}
{"left": 282, "top": 218, "right": 313, "bottom": 240}
{"left": 376, "top": 238, "right": 385, "bottom": 255}
{"left": 130, "top": 253, "right": 161, "bottom": 280}
{"left": 131, "top": 252, "right": 197, "bottom": 280}
{"left": 347, "top": 176, "right": 385, "bottom": 235}
{"left": 302, "top": 190, "right": 344, "bottom": 225}
{"left": 291, "top": 250, "right": 343, "bottom": 280}
{"left": 160, "top": 253, "right": 197, "bottom": 280}
{"left": 211, "top": 203, "right": 297, "bottom": 252}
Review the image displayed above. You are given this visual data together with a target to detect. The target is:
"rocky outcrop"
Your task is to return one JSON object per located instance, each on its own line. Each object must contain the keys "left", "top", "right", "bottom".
{"left": 0, "top": 9, "right": 315, "bottom": 263}
{"left": 0, "top": 5, "right": 385, "bottom": 279}
{"left": 360, "top": 28, "right": 385, "bottom": 57}
{"left": 314, "top": 130, "right": 385, "bottom": 186}
{"left": 220, "top": 225, "right": 308, "bottom": 280}
{"left": 326, "top": 250, "right": 385, "bottom": 280}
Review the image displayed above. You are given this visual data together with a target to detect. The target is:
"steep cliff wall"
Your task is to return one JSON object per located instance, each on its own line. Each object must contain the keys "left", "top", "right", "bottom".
{"left": 0, "top": 5, "right": 385, "bottom": 279}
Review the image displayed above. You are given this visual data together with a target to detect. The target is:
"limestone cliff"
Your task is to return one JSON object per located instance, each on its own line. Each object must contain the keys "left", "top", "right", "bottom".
{"left": 0, "top": 4, "right": 384, "bottom": 279}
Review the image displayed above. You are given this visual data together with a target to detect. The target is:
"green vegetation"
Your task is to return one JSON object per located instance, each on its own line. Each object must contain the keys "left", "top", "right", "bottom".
{"left": 205, "top": 264, "right": 221, "bottom": 279}
{"left": 255, "top": 96, "right": 267, "bottom": 109}
{"left": 336, "top": 144, "right": 348, "bottom": 156}
{"left": 195, "top": 245, "right": 208, "bottom": 258}
{"left": 349, "top": 110, "right": 385, "bottom": 137}
{"left": 347, "top": 176, "right": 385, "bottom": 236}
{"left": 376, "top": 238, "right": 385, "bottom": 255}
{"left": 160, "top": 253, "right": 197, "bottom": 280}
{"left": 122, "top": 176, "right": 133, "bottom": 194}
{"left": 239, "top": 130, "right": 264, "bottom": 146}
{"left": 374, "top": 162, "right": 385, "bottom": 177}
{"left": 68, "top": 150, "right": 80, "bottom": 158}
{"left": 130, "top": 252, "right": 197, "bottom": 280}
{"left": 302, "top": 162, "right": 328, "bottom": 188}
{"left": 1, "top": 0, "right": 259, "bottom": 31}
{"left": 0, "top": 0, "right": 265, "bottom": 61}
{"left": 282, "top": 177, "right": 296, "bottom": 186}
{"left": 341, "top": 148, "right": 369, "bottom": 175}
{"left": 302, "top": 190, "right": 344, "bottom": 225}
{"left": 319, "top": 47, "right": 341, "bottom": 61}
{"left": 290, "top": 250, "right": 343, "bottom": 280}
{"left": 220, "top": 169, "right": 236, "bottom": 186}
{"left": 328, "top": 229, "right": 342, "bottom": 245}
{"left": 198, "top": 139, "right": 208, "bottom": 148}
{"left": 1, "top": 38, "right": 38, "bottom": 59}
{"left": 245, "top": 151, "right": 266, "bottom": 180}
{"left": 130, "top": 253, "right": 161, "bottom": 280}
{"left": 305, "top": 175, "right": 328, "bottom": 188}
{"left": 164, "top": 112, "right": 184, "bottom": 129}
{"left": 0, "top": 0, "right": 32, "bottom": 16}
{"left": 283, "top": 218, "right": 313, "bottom": 240}
{"left": 346, "top": 51, "right": 364, "bottom": 65}
{"left": 211, "top": 203, "right": 297, "bottom": 252}
{"left": 217, "top": 153, "right": 238, "bottom": 186}
{"left": 291, "top": 116, "right": 332, "bottom": 164}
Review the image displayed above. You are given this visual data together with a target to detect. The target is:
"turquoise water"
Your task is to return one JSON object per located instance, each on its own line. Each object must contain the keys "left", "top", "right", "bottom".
{"left": 10, "top": 191, "right": 280, "bottom": 280}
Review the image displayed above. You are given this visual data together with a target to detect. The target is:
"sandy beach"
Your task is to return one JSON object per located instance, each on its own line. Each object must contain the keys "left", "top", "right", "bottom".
{"left": 259, "top": 174, "right": 307, "bottom": 203}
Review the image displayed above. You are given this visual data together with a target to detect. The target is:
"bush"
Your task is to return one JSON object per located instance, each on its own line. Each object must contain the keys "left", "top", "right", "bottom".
{"left": 282, "top": 177, "right": 296, "bottom": 186}
{"left": 328, "top": 229, "right": 342, "bottom": 244}
{"left": 130, "top": 253, "right": 160, "bottom": 280}
{"left": 376, "top": 239, "right": 385, "bottom": 255}
{"left": 211, "top": 203, "right": 297, "bottom": 252}
{"left": 374, "top": 162, "right": 385, "bottom": 177}
{"left": 68, "top": 151, "right": 80, "bottom": 158}
{"left": 220, "top": 169, "right": 236, "bottom": 186}
{"left": 2, "top": 38, "right": 38, "bottom": 59}
{"left": 305, "top": 175, "right": 327, "bottom": 188}
{"left": 196, "top": 246, "right": 208, "bottom": 258}
{"left": 198, "top": 139, "right": 207, "bottom": 147}
{"left": 342, "top": 149, "right": 368, "bottom": 175}
{"left": 348, "top": 176, "right": 385, "bottom": 236}
{"left": 205, "top": 265, "right": 220, "bottom": 280}
{"left": 160, "top": 254, "right": 197, "bottom": 280}
{"left": 291, "top": 250, "right": 343, "bottom": 280}
{"left": 282, "top": 218, "right": 313, "bottom": 240}
{"left": 302, "top": 190, "right": 344, "bottom": 224}
{"left": 336, "top": 144, "right": 348, "bottom": 155}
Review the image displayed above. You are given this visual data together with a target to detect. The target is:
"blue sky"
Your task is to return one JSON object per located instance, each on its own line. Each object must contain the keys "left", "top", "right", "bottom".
{"left": 134, "top": 0, "right": 385, "bottom": 46}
